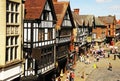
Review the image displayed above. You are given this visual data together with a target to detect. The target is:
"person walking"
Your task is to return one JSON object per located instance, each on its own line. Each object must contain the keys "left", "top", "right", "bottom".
{"left": 108, "top": 52, "right": 110, "bottom": 58}
{"left": 70, "top": 71, "right": 75, "bottom": 81}
{"left": 58, "top": 77, "right": 61, "bottom": 81}
{"left": 81, "top": 71, "right": 84, "bottom": 79}
{"left": 114, "top": 54, "right": 116, "bottom": 60}
{"left": 64, "top": 77, "right": 69, "bottom": 81}
{"left": 67, "top": 70, "right": 70, "bottom": 81}
{"left": 114, "top": 49, "right": 117, "bottom": 60}
{"left": 108, "top": 63, "right": 112, "bottom": 71}
{"left": 96, "top": 55, "right": 99, "bottom": 62}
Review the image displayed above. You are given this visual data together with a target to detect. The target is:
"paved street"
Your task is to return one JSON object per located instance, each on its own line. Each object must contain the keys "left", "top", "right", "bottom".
{"left": 60, "top": 46, "right": 120, "bottom": 81}
{"left": 86, "top": 55, "right": 120, "bottom": 81}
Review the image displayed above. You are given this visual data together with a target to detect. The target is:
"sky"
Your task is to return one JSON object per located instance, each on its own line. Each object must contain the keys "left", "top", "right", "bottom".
{"left": 59, "top": 0, "right": 120, "bottom": 20}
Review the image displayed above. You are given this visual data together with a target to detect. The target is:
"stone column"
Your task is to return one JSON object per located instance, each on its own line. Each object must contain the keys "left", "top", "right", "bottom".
{"left": 0, "top": 0, "right": 6, "bottom": 65}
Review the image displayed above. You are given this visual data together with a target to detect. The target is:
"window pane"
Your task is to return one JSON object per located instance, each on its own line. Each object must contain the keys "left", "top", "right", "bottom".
{"left": 15, "top": 4, "right": 19, "bottom": 11}
{"left": 11, "top": 37, "right": 14, "bottom": 45}
{"left": 7, "top": 27, "right": 10, "bottom": 35}
{"left": 6, "top": 13, "right": 9, "bottom": 23}
{"left": 6, "top": 37, "right": 10, "bottom": 46}
{"left": 6, "top": 2, "right": 9, "bottom": 10}
{"left": 38, "top": 29, "right": 44, "bottom": 41}
{"left": 11, "top": 3, "right": 14, "bottom": 11}
{"left": 10, "top": 47, "right": 13, "bottom": 60}
{"left": 15, "top": 26, "right": 18, "bottom": 34}
{"left": 15, "top": 36, "right": 18, "bottom": 44}
{"left": 11, "top": 27, "right": 14, "bottom": 34}
{"left": 15, "top": 47, "right": 17, "bottom": 59}
{"left": 6, "top": 48, "right": 9, "bottom": 62}
{"left": 15, "top": 14, "right": 18, "bottom": 23}
{"left": 11, "top": 13, "right": 14, "bottom": 23}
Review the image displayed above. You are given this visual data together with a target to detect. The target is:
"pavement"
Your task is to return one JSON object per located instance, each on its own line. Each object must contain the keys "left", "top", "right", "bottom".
{"left": 86, "top": 54, "right": 120, "bottom": 81}
{"left": 60, "top": 42, "right": 120, "bottom": 81}
{"left": 60, "top": 55, "right": 95, "bottom": 81}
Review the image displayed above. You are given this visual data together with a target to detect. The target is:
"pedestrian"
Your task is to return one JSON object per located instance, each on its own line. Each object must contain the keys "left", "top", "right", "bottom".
{"left": 58, "top": 77, "right": 61, "bottom": 81}
{"left": 67, "top": 70, "right": 70, "bottom": 80}
{"left": 70, "top": 71, "right": 75, "bottom": 81}
{"left": 81, "top": 71, "right": 84, "bottom": 79}
{"left": 79, "top": 55, "right": 82, "bottom": 62}
{"left": 65, "top": 77, "right": 69, "bottom": 81}
{"left": 70, "top": 72, "right": 72, "bottom": 81}
{"left": 52, "top": 77, "right": 55, "bottom": 81}
{"left": 114, "top": 54, "right": 116, "bottom": 60}
{"left": 108, "top": 52, "right": 110, "bottom": 58}
{"left": 96, "top": 55, "right": 99, "bottom": 62}
{"left": 108, "top": 63, "right": 112, "bottom": 71}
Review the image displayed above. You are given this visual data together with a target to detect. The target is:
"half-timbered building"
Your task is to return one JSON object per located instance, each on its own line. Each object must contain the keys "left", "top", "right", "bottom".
{"left": 73, "top": 9, "right": 94, "bottom": 55}
{"left": 23, "top": 0, "right": 57, "bottom": 80}
{"left": 53, "top": 0, "right": 75, "bottom": 76}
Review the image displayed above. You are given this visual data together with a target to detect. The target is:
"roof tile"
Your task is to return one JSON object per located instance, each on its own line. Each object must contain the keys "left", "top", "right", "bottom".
{"left": 53, "top": 2, "right": 69, "bottom": 30}
{"left": 98, "top": 15, "right": 116, "bottom": 24}
{"left": 73, "top": 12, "right": 94, "bottom": 27}
{"left": 25, "top": 0, "right": 46, "bottom": 20}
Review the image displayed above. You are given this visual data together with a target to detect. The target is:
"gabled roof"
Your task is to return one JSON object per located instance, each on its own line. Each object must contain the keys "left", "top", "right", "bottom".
{"left": 72, "top": 13, "right": 94, "bottom": 27}
{"left": 25, "top": 0, "right": 57, "bottom": 20}
{"left": 98, "top": 15, "right": 116, "bottom": 24}
{"left": 25, "top": 0, "right": 46, "bottom": 20}
{"left": 95, "top": 17, "right": 106, "bottom": 27}
{"left": 53, "top": 1, "right": 74, "bottom": 30}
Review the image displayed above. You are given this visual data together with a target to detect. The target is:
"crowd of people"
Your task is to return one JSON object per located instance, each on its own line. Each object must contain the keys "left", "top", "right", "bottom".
{"left": 79, "top": 44, "right": 119, "bottom": 65}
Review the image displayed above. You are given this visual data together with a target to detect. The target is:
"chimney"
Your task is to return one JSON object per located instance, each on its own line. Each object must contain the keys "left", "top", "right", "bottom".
{"left": 53, "top": 0, "right": 57, "bottom": 2}
{"left": 74, "top": 8, "right": 79, "bottom": 15}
